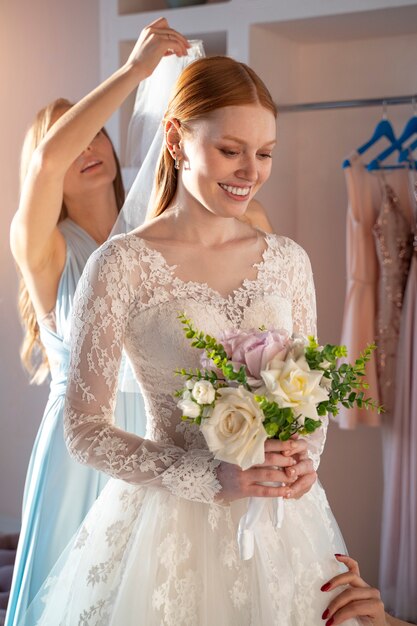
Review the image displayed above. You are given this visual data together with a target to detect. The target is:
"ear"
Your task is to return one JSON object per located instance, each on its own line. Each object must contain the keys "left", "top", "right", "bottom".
{"left": 164, "top": 118, "right": 182, "bottom": 158}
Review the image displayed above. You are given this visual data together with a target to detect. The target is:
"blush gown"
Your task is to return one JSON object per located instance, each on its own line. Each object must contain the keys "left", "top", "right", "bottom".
{"left": 379, "top": 185, "right": 417, "bottom": 622}
{"left": 6, "top": 219, "right": 146, "bottom": 626}
{"left": 23, "top": 232, "right": 360, "bottom": 626}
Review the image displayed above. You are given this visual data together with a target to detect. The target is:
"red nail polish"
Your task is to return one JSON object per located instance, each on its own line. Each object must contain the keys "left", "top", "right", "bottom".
{"left": 321, "top": 582, "right": 331, "bottom": 592}
{"left": 326, "top": 618, "right": 334, "bottom": 626}
{"left": 334, "top": 553, "right": 344, "bottom": 557}
{"left": 322, "top": 609, "right": 329, "bottom": 619}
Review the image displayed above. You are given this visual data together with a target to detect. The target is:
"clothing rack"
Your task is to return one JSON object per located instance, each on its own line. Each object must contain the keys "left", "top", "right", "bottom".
{"left": 278, "top": 94, "right": 417, "bottom": 113}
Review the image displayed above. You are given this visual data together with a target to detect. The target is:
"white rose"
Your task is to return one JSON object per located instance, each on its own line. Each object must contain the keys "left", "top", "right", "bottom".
{"left": 261, "top": 354, "right": 329, "bottom": 423}
{"left": 200, "top": 386, "right": 267, "bottom": 471}
{"left": 177, "top": 391, "right": 201, "bottom": 419}
{"left": 191, "top": 380, "right": 216, "bottom": 405}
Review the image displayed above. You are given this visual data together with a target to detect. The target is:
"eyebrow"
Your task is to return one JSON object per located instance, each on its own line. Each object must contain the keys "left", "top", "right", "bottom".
{"left": 220, "top": 135, "right": 276, "bottom": 147}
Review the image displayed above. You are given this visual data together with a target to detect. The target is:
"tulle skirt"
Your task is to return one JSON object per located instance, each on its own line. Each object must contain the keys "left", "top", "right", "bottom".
{"left": 24, "top": 480, "right": 360, "bottom": 626}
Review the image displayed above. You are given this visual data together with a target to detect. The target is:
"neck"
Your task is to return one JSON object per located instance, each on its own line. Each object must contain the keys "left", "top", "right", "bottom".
{"left": 66, "top": 186, "right": 119, "bottom": 244}
{"left": 161, "top": 187, "right": 249, "bottom": 247}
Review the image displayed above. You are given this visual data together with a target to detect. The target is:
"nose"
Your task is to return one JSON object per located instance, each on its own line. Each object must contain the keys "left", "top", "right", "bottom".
{"left": 236, "top": 153, "right": 258, "bottom": 182}
{"left": 76, "top": 141, "right": 93, "bottom": 163}
{"left": 82, "top": 142, "right": 93, "bottom": 154}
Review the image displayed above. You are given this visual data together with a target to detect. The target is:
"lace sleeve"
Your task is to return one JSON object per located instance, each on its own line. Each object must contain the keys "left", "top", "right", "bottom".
{"left": 291, "top": 242, "right": 328, "bottom": 471}
{"left": 64, "top": 240, "right": 221, "bottom": 503}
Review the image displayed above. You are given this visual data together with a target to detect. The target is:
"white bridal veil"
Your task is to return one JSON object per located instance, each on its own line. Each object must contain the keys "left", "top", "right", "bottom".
{"left": 111, "top": 40, "right": 205, "bottom": 236}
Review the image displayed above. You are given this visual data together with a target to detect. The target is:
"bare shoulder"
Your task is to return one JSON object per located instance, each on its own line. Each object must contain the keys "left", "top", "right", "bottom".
{"left": 245, "top": 199, "right": 274, "bottom": 233}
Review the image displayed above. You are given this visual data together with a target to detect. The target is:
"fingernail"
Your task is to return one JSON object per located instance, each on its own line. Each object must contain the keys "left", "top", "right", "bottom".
{"left": 326, "top": 619, "right": 334, "bottom": 626}
{"left": 287, "top": 468, "right": 296, "bottom": 476}
{"left": 321, "top": 582, "right": 331, "bottom": 592}
{"left": 322, "top": 609, "right": 329, "bottom": 619}
{"left": 284, "top": 490, "right": 292, "bottom": 498}
{"left": 334, "top": 553, "right": 344, "bottom": 557}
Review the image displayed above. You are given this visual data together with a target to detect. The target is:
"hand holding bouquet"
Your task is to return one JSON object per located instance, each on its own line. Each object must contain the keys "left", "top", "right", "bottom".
{"left": 174, "top": 314, "right": 382, "bottom": 558}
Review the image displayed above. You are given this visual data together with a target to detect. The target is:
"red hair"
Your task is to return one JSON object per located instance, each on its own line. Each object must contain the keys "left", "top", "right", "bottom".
{"left": 152, "top": 56, "right": 277, "bottom": 217}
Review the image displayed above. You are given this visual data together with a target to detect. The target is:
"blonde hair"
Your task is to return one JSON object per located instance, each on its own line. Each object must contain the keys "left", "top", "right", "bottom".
{"left": 18, "top": 99, "right": 125, "bottom": 384}
{"left": 152, "top": 56, "right": 277, "bottom": 218}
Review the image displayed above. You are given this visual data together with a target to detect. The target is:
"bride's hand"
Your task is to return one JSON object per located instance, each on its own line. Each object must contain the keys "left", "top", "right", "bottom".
{"left": 321, "top": 555, "right": 387, "bottom": 625}
{"left": 216, "top": 438, "right": 316, "bottom": 502}
{"left": 126, "top": 17, "right": 190, "bottom": 79}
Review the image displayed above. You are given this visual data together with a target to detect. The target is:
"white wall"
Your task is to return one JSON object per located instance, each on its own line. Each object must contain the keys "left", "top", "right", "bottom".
{"left": 0, "top": 0, "right": 100, "bottom": 529}
{"left": 251, "top": 24, "right": 417, "bottom": 586}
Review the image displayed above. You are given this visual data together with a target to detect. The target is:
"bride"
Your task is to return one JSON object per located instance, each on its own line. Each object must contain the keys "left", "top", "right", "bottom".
{"left": 26, "top": 18, "right": 363, "bottom": 626}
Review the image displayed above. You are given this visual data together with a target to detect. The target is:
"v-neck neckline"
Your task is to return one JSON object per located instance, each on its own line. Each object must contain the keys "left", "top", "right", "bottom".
{"left": 135, "top": 232, "right": 272, "bottom": 302}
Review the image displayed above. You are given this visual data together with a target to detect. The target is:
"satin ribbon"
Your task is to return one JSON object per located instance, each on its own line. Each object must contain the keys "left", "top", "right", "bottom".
{"left": 237, "top": 492, "right": 284, "bottom": 560}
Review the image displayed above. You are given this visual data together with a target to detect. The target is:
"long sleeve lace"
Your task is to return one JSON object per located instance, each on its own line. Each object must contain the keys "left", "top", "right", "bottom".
{"left": 64, "top": 239, "right": 221, "bottom": 503}
{"left": 291, "top": 244, "right": 328, "bottom": 471}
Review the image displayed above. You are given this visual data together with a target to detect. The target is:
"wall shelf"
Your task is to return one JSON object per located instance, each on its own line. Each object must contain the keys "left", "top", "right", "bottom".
{"left": 100, "top": 0, "right": 417, "bottom": 160}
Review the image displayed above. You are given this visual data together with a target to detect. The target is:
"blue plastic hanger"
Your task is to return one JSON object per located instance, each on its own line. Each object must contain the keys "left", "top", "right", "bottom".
{"left": 367, "top": 104, "right": 417, "bottom": 171}
{"left": 398, "top": 137, "right": 417, "bottom": 163}
{"left": 342, "top": 109, "right": 397, "bottom": 169}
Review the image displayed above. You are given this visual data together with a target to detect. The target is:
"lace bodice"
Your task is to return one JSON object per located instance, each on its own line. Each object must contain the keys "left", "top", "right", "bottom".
{"left": 64, "top": 232, "right": 326, "bottom": 504}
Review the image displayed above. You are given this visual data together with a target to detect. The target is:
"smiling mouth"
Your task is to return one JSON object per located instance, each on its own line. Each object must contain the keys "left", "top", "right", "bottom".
{"left": 218, "top": 183, "right": 251, "bottom": 197}
{"left": 80, "top": 160, "right": 102, "bottom": 173}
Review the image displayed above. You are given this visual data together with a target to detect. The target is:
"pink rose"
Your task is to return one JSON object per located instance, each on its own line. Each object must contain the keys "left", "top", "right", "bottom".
{"left": 202, "top": 328, "right": 290, "bottom": 386}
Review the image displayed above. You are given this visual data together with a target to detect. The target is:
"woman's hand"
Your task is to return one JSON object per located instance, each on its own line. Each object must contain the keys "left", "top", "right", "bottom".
{"left": 216, "top": 438, "right": 316, "bottom": 502}
{"left": 126, "top": 17, "right": 190, "bottom": 79}
{"left": 321, "top": 555, "right": 387, "bottom": 625}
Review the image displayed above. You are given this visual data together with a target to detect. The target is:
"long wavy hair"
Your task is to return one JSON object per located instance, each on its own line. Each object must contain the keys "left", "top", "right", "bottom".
{"left": 151, "top": 56, "right": 277, "bottom": 218}
{"left": 18, "top": 98, "right": 125, "bottom": 384}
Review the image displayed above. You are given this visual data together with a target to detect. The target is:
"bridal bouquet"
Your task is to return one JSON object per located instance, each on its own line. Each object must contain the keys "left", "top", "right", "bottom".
{"left": 174, "top": 313, "right": 381, "bottom": 558}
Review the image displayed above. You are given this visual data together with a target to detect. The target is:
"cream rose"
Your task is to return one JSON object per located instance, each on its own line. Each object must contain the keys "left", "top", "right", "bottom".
{"left": 177, "top": 391, "right": 201, "bottom": 419}
{"left": 191, "top": 380, "right": 216, "bottom": 405}
{"left": 200, "top": 386, "right": 267, "bottom": 470}
{"left": 261, "top": 354, "right": 329, "bottom": 422}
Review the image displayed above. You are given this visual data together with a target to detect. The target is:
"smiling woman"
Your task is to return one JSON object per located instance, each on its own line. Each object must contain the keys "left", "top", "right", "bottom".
{"left": 18, "top": 37, "right": 363, "bottom": 625}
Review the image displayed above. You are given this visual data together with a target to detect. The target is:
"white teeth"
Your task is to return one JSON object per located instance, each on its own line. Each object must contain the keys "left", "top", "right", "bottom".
{"left": 220, "top": 183, "right": 250, "bottom": 196}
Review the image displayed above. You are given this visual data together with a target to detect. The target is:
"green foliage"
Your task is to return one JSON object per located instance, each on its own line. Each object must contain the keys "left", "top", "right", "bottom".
{"left": 255, "top": 396, "right": 322, "bottom": 440}
{"left": 176, "top": 314, "right": 383, "bottom": 442}
{"left": 304, "top": 338, "right": 382, "bottom": 417}
{"left": 178, "top": 313, "right": 250, "bottom": 389}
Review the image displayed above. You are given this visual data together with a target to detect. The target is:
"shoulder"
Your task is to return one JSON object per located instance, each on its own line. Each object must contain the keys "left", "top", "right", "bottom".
{"left": 263, "top": 234, "right": 314, "bottom": 284}
{"left": 265, "top": 233, "right": 312, "bottom": 264}
{"left": 83, "top": 232, "right": 165, "bottom": 283}
{"left": 245, "top": 199, "right": 273, "bottom": 233}
{"left": 89, "top": 232, "right": 146, "bottom": 262}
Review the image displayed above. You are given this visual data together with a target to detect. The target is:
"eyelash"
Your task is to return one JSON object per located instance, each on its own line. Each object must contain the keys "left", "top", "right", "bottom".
{"left": 220, "top": 149, "right": 272, "bottom": 159}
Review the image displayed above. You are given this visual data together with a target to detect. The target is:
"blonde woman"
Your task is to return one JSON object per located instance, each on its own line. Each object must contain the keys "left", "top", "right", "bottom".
{"left": 7, "top": 99, "right": 143, "bottom": 626}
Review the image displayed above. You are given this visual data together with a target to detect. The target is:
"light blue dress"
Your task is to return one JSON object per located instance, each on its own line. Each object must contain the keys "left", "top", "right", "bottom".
{"left": 5, "top": 219, "right": 146, "bottom": 626}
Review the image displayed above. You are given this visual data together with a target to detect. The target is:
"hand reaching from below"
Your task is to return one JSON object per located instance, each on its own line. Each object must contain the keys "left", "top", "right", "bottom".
{"left": 321, "top": 554, "right": 390, "bottom": 625}
{"left": 216, "top": 438, "right": 316, "bottom": 503}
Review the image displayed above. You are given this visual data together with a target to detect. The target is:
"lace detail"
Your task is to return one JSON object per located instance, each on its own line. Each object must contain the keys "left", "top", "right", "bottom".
{"left": 64, "top": 231, "right": 326, "bottom": 504}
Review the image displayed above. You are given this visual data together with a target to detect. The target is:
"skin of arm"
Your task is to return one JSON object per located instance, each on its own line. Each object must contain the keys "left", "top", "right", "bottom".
{"left": 10, "top": 18, "right": 190, "bottom": 319}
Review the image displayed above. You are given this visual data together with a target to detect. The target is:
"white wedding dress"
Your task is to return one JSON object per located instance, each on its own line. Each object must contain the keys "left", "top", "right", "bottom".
{"left": 26, "top": 232, "right": 360, "bottom": 626}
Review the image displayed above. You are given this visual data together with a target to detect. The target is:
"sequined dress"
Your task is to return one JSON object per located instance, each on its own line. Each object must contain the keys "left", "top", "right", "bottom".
{"left": 24, "top": 232, "right": 360, "bottom": 626}
{"left": 372, "top": 182, "right": 414, "bottom": 415}
{"left": 379, "top": 181, "right": 417, "bottom": 622}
